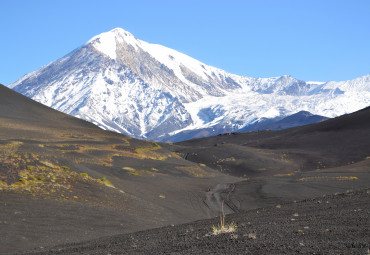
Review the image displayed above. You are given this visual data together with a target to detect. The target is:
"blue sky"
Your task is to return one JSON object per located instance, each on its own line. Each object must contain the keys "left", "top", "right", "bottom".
{"left": 1, "top": 0, "right": 369, "bottom": 85}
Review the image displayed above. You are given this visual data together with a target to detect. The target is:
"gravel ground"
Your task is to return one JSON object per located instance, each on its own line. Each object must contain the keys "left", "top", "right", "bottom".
{"left": 19, "top": 188, "right": 370, "bottom": 255}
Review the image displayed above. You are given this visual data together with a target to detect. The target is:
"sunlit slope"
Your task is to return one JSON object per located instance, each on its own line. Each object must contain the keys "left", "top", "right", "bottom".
{"left": 0, "top": 84, "right": 236, "bottom": 254}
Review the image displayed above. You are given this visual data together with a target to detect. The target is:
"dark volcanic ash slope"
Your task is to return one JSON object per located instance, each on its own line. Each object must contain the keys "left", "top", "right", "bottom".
{"left": 174, "top": 106, "right": 370, "bottom": 177}
{"left": 0, "top": 84, "right": 238, "bottom": 254}
{"left": 170, "top": 106, "right": 370, "bottom": 212}
{"left": 19, "top": 188, "right": 370, "bottom": 255}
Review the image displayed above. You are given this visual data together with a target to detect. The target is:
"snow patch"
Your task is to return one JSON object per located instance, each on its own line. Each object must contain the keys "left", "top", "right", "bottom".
{"left": 261, "top": 108, "right": 280, "bottom": 118}
{"left": 89, "top": 31, "right": 117, "bottom": 59}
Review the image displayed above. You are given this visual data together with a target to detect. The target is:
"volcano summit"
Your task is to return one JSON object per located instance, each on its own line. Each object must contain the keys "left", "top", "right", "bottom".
{"left": 10, "top": 28, "right": 370, "bottom": 141}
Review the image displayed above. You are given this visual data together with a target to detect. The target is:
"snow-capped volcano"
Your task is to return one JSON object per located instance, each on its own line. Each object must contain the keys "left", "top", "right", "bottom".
{"left": 10, "top": 28, "right": 370, "bottom": 141}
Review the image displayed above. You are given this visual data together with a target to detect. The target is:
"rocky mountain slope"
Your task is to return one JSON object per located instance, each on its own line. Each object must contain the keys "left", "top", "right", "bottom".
{"left": 10, "top": 28, "right": 370, "bottom": 141}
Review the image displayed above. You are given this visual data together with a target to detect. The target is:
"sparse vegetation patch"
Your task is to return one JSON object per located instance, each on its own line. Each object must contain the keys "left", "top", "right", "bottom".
{"left": 175, "top": 165, "right": 212, "bottom": 178}
{"left": 122, "top": 167, "right": 164, "bottom": 177}
{"left": 298, "top": 176, "right": 359, "bottom": 182}
{"left": 0, "top": 149, "right": 124, "bottom": 204}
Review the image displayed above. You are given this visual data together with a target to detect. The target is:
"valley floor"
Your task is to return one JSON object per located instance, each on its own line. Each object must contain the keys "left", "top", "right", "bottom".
{"left": 5, "top": 159, "right": 370, "bottom": 254}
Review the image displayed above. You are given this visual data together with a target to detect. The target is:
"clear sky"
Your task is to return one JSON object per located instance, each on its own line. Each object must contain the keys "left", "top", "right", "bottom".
{"left": 1, "top": 0, "right": 370, "bottom": 85}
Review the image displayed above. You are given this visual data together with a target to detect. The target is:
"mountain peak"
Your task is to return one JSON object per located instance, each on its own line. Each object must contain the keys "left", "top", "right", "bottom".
{"left": 87, "top": 27, "right": 139, "bottom": 59}
{"left": 109, "top": 27, "right": 138, "bottom": 41}
{"left": 9, "top": 28, "right": 370, "bottom": 142}
{"left": 89, "top": 27, "right": 135, "bottom": 41}
{"left": 276, "top": 75, "right": 294, "bottom": 82}
{"left": 109, "top": 27, "right": 132, "bottom": 35}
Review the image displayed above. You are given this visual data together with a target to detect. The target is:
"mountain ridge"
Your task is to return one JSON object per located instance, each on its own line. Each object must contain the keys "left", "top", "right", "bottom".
{"left": 238, "top": 110, "right": 329, "bottom": 132}
{"left": 10, "top": 28, "right": 370, "bottom": 141}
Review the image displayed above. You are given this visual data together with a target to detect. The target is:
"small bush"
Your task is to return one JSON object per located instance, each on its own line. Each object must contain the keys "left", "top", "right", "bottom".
{"left": 99, "top": 177, "right": 114, "bottom": 188}
{"left": 40, "top": 161, "right": 56, "bottom": 169}
{"left": 122, "top": 167, "right": 139, "bottom": 176}
{"left": 80, "top": 173, "right": 89, "bottom": 177}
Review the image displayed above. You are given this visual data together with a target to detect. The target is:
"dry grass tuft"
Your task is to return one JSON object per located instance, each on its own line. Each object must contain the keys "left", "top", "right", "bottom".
{"left": 211, "top": 201, "right": 237, "bottom": 235}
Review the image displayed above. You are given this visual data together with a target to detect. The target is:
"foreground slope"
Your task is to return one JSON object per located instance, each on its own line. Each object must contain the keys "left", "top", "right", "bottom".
{"left": 19, "top": 188, "right": 370, "bottom": 255}
{"left": 0, "top": 84, "right": 237, "bottom": 254}
{"left": 10, "top": 28, "right": 370, "bottom": 141}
